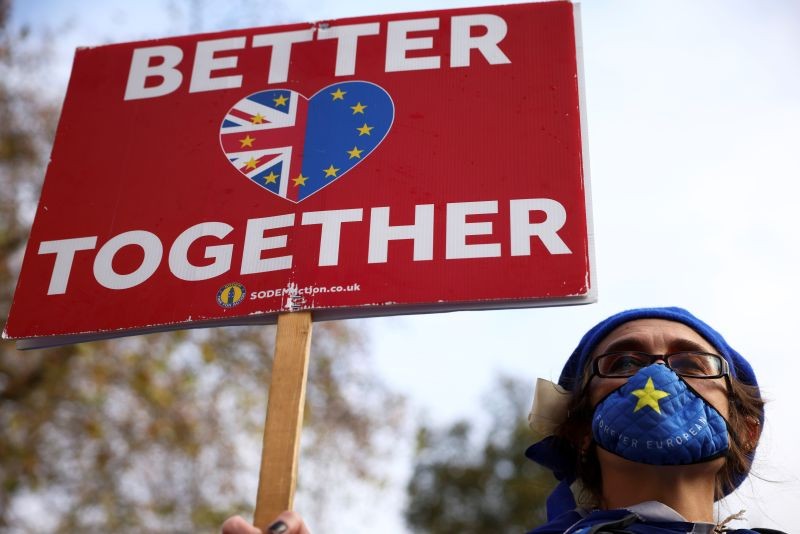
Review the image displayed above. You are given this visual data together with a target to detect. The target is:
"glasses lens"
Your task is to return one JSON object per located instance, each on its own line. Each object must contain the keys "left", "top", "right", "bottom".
{"left": 666, "top": 352, "right": 722, "bottom": 377}
{"left": 596, "top": 352, "right": 652, "bottom": 377}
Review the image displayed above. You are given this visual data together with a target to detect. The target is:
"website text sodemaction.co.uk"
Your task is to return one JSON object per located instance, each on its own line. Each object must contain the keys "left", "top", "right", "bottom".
{"left": 249, "top": 283, "right": 361, "bottom": 300}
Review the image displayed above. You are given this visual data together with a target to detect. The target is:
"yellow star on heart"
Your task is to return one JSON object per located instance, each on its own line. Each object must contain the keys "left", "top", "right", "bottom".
{"left": 323, "top": 164, "right": 339, "bottom": 178}
{"left": 630, "top": 377, "right": 670, "bottom": 414}
{"left": 244, "top": 157, "right": 260, "bottom": 170}
{"left": 356, "top": 123, "right": 373, "bottom": 136}
{"left": 250, "top": 113, "right": 265, "bottom": 124}
{"left": 347, "top": 146, "right": 363, "bottom": 159}
{"left": 239, "top": 135, "right": 255, "bottom": 148}
{"left": 350, "top": 102, "right": 367, "bottom": 114}
{"left": 330, "top": 88, "right": 346, "bottom": 100}
{"left": 292, "top": 173, "right": 308, "bottom": 186}
{"left": 273, "top": 94, "right": 288, "bottom": 107}
{"left": 264, "top": 171, "right": 279, "bottom": 184}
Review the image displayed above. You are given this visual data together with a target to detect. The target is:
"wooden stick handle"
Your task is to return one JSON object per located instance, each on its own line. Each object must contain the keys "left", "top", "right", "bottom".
{"left": 253, "top": 311, "right": 313, "bottom": 529}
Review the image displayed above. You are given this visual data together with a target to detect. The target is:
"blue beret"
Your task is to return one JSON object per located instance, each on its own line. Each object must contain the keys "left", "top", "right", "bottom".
{"left": 558, "top": 307, "right": 759, "bottom": 396}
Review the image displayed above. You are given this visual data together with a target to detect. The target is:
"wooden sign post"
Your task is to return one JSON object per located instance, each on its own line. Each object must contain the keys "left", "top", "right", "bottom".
{"left": 253, "top": 311, "right": 313, "bottom": 529}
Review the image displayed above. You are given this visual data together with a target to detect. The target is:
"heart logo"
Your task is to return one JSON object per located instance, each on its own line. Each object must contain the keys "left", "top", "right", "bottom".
{"left": 219, "top": 81, "right": 394, "bottom": 203}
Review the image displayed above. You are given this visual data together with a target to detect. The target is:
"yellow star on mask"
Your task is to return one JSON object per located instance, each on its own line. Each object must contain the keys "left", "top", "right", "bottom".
{"left": 630, "top": 377, "right": 670, "bottom": 414}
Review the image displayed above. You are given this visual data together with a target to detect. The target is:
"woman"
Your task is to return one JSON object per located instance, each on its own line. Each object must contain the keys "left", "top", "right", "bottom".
{"left": 223, "top": 307, "right": 778, "bottom": 533}
{"left": 526, "top": 307, "right": 774, "bottom": 533}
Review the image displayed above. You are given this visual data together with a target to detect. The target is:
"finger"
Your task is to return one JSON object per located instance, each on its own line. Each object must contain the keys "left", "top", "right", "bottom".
{"left": 221, "top": 515, "right": 262, "bottom": 534}
{"left": 265, "top": 511, "right": 310, "bottom": 534}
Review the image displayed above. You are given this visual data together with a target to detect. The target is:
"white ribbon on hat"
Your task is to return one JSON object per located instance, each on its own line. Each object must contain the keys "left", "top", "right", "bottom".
{"left": 528, "top": 378, "right": 598, "bottom": 510}
{"left": 528, "top": 378, "right": 571, "bottom": 437}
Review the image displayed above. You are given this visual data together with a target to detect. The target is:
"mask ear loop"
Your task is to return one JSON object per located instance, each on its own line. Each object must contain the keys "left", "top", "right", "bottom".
{"left": 721, "top": 372, "right": 752, "bottom": 454}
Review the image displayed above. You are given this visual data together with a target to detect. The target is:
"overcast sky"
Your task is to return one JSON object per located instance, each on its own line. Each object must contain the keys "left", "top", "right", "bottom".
{"left": 10, "top": 0, "right": 800, "bottom": 532}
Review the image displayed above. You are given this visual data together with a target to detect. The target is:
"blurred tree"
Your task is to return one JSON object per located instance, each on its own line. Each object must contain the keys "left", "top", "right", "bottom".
{"left": 0, "top": 1, "right": 404, "bottom": 531}
{"left": 405, "top": 376, "right": 554, "bottom": 533}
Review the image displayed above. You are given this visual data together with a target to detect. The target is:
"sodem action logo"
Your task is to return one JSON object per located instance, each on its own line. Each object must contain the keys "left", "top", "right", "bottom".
{"left": 216, "top": 282, "right": 246, "bottom": 308}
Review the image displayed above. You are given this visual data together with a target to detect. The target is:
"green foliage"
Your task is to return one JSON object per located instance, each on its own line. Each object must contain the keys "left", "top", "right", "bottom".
{"left": 0, "top": 4, "right": 404, "bottom": 531}
{"left": 405, "top": 376, "right": 554, "bottom": 533}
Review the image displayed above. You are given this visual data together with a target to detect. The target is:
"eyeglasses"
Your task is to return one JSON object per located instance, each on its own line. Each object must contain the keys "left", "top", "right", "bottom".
{"left": 591, "top": 351, "right": 729, "bottom": 379}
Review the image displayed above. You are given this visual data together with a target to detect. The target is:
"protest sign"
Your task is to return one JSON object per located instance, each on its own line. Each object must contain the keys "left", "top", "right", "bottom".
{"left": 5, "top": 1, "right": 593, "bottom": 349}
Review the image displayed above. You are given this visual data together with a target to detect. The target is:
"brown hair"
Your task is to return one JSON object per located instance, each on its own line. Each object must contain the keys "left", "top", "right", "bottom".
{"left": 553, "top": 371, "right": 764, "bottom": 505}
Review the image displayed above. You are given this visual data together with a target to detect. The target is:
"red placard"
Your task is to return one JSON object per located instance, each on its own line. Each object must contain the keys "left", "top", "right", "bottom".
{"left": 5, "top": 1, "right": 594, "bottom": 348}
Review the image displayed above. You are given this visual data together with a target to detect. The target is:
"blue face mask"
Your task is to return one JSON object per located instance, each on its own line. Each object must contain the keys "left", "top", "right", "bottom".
{"left": 591, "top": 364, "right": 729, "bottom": 465}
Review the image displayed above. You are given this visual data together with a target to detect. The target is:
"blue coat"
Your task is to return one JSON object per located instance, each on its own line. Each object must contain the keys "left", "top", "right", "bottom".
{"left": 526, "top": 506, "right": 780, "bottom": 533}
